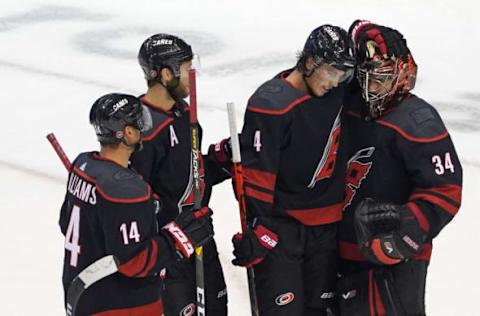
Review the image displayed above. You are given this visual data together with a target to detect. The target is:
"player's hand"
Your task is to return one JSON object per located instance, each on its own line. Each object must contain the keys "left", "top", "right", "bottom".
{"left": 232, "top": 220, "right": 278, "bottom": 268}
{"left": 208, "top": 137, "right": 232, "bottom": 163}
{"left": 354, "top": 198, "right": 427, "bottom": 265}
{"left": 163, "top": 207, "right": 213, "bottom": 258}
{"left": 349, "top": 20, "right": 409, "bottom": 61}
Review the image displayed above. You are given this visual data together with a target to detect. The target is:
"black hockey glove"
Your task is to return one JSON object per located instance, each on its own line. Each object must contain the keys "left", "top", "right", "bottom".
{"left": 163, "top": 207, "right": 214, "bottom": 258}
{"left": 354, "top": 198, "right": 427, "bottom": 265}
{"left": 232, "top": 221, "right": 278, "bottom": 268}
{"left": 349, "top": 20, "right": 409, "bottom": 61}
{"left": 208, "top": 137, "right": 232, "bottom": 163}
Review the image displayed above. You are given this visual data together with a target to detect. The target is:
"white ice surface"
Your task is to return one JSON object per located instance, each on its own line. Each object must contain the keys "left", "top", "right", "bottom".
{"left": 1, "top": 1, "right": 479, "bottom": 315}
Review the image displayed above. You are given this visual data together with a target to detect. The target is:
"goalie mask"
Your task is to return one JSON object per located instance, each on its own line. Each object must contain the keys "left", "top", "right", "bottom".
{"left": 357, "top": 40, "right": 417, "bottom": 119}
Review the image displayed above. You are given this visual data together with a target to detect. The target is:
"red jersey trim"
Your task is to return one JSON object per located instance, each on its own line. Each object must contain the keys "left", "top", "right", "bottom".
{"left": 247, "top": 95, "right": 311, "bottom": 115}
{"left": 417, "top": 184, "right": 462, "bottom": 205}
{"left": 245, "top": 187, "right": 274, "bottom": 204}
{"left": 375, "top": 119, "right": 450, "bottom": 143}
{"left": 406, "top": 202, "right": 430, "bottom": 232}
{"left": 243, "top": 167, "right": 276, "bottom": 191}
{"left": 118, "top": 247, "right": 150, "bottom": 277}
{"left": 138, "top": 240, "right": 158, "bottom": 278}
{"left": 410, "top": 193, "right": 459, "bottom": 216}
{"left": 142, "top": 117, "right": 174, "bottom": 142}
{"left": 92, "top": 299, "right": 163, "bottom": 316}
{"left": 373, "top": 275, "right": 386, "bottom": 315}
{"left": 286, "top": 201, "right": 343, "bottom": 226}
{"left": 73, "top": 167, "right": 151, "bottom": 203}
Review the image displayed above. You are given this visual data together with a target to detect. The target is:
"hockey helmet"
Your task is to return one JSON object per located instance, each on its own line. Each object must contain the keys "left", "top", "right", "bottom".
{"left": 89, "top": 93, "right": 152, "bottom": 145}
{"left": 357, "top": 38, "right": 417, "bottom": 119}
{"left": 138, "top": 33, "right": 193, "bottom": 82}
{"left": 298, "top": 25, "right": 356, "bottom": 82}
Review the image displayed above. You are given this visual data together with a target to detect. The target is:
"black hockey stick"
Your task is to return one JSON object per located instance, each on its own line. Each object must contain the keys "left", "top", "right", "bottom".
{"left": 46, "top": 133, "right": 119, "bottom": 316}
{"left": 188, "top": 69, "right": 206, "bottom": 316}
{"left": 227, "top": 103, "right": 260, "bottom": 316}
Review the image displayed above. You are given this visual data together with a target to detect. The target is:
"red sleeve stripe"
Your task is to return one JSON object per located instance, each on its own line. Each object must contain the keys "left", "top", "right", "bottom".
{"left": 406, "top": 202, "right": 430, "bottom": 232}
{"left": 410, "top": 193, "right": 459, "bottom": 216}
{"left": 375, "top": 119, "right": 449, "bottom": 143}
{"left": 247, "top": 95, "right": 311, "bottom": 115}
{"left": 416, "top": 184, "right": 462, "bottom": 205}
{"left": 286, "top": 201, "right": 343, "bottom": 226}
{"left": 118, "top": 248, "right": 149, "bottom": 277}
{"left": 138, "top": 240, "right": 158, "bottom": 278}
{"left": 143, "top": 118, "right": 174, "bottom": 142}
{"left": 245, "top": 187, "right": 274, "bottom": 204}
{"left": 243, "top": 167, "right": 276, "bottom": 191}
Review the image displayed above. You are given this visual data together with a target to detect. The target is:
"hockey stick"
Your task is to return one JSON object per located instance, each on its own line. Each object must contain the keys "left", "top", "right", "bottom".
{"left": 226, "top": 103, "right": 260, "bottom": 316}
{"left": 46, "top": 133, "right": 119, "bottom": 316}
{"left": 188, "top": 69, "right": 206, "bottom": 316}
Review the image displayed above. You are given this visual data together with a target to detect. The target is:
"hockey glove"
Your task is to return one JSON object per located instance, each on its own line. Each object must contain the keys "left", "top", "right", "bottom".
{"left": 349, "top": 20, "right": 409, "bottom": 61}
{"left": 354, "top": 198, "right": 427, "bottom": 265}
{"left": 232, "top": 221, "right": 278, "bottom": 268}
{"left": 208, "top": 137, "right": 232, "bottom": 163}
{"left": 163, "top": 207, "right": 214, "bottom": 258}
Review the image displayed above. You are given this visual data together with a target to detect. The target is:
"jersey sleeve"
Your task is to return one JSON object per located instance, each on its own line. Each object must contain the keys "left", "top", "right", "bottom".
{"left": 99, "top": 197, "right": 175, "bottom": 278}
{"left": 240, "top": 107, "right": 289, "bottom": 220}
{"left": 398, "top": 130, "right": 462, "bottom": 241}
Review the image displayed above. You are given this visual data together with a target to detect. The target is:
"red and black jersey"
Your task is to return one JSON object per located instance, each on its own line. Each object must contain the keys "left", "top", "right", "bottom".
{"left": 130, "top": 97, "right": 230, "bottom": 226}
{"left": 339, "top": 87, "right": 462, "bottom": 263}
{"left": 240, "top": 70, "right": 348, "bottom": 225}
{"left": 59, "top": 152, "right": 176, "bottom": 315}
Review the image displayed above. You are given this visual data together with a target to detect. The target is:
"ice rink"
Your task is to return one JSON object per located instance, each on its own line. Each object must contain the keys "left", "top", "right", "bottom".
{"left": 1, "top": 0, "right": 479, "bottom": 314}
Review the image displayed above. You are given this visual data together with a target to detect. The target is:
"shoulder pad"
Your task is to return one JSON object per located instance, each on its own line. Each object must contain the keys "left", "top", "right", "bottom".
{"left": 141, "top": 103, "right": 174, "bottom": 142}
{"left": 376, "top": 95, "right": 449, "bottom": 143}
{"left": 247, "top": 78, "right": 310, "bottom": 115}
{"left": 73, "top": 152, "right": 151, "bottom": 203}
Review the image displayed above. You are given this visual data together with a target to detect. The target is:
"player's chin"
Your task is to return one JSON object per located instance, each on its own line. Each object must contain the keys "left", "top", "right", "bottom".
{"left": 314, "top": 87, "right": 328, "bottom": 97}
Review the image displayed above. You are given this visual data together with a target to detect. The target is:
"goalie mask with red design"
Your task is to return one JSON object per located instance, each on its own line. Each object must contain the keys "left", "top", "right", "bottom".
{"left": 357, "top": 40, "right": 417, "bottom": 119}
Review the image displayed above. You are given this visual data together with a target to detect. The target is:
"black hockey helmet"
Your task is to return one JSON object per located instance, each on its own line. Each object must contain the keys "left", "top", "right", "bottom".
{"left": 298, "top": 25, "right": 356, "bottom": 82}
{"left": 89, "top": 93, "right": 152, "bottom": 145}
{"left": 138, "top": 33, "right": 193, "bottom": 82}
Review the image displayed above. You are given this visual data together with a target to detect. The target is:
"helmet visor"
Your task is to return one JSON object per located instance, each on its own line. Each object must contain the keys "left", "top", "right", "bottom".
{"left": 134, "top": 105, "right": 153, "bottom": 134}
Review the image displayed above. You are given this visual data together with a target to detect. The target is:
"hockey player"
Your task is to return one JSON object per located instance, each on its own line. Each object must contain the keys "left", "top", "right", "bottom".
{"left": 337, "top": 21, "right": 462, "bottom": 315}
{"left": 130, "top": 34, "right": 230, "bottom": 315}
{"left": 60, "top": 93, "right": 214, "bottom": 316}
{"left": 231, "top": 25, "right": 356, "bottom": 315}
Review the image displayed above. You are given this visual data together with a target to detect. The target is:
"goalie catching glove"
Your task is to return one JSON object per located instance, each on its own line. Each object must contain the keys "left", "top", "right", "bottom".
{"left": 232, "top": 219, "right": 279, "bottom": 268}
{"left": 354, "top": 198, "right": 427, "bottom": 265}
{"left": 163, "top": 207, "right": 214, "bottom": 258}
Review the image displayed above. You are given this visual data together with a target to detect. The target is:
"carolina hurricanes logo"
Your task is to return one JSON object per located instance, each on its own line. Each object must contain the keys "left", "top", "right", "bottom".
{"left": 344, "top": 147, "right": 375, "bottom": 209}
{"left": 275, "top": 292, "right": 295, "bottom": 306}
{"left": 308, "top": 108, "right": 342, "bottom": 188}
{"left": 178, "top": 153, "right": 205, "bottom": 212}
{"left": 179, "top": 303, "right": 195, "bottom": 316}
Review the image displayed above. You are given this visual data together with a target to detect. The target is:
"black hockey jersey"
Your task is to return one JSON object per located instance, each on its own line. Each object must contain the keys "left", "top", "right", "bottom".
{"left": 130, "top": 97, "right": 230, "bottom": 226}
{"left": 240, "top": 70, "right": 348, "bottom": 225}
{"left": 60, "top": 152, "right": 176, "bottom": 315}
{"left": 339, "top": 88, "right": 462, "bottom": 263}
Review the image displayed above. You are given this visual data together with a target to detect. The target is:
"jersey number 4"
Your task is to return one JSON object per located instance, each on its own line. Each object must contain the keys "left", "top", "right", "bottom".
{"left": 65, "top": 205, "right": 81, "bottom": 267}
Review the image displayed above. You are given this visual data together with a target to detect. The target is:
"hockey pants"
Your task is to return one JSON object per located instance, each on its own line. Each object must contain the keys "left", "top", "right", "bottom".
{"left": 337, "top": 260, "right": 428, "bottom": 316}
{"left": 162, "top": 238, "right": 228, "bottom": 316}
{"left": 252, "top": 218, "right": 338, "bottom": 316}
